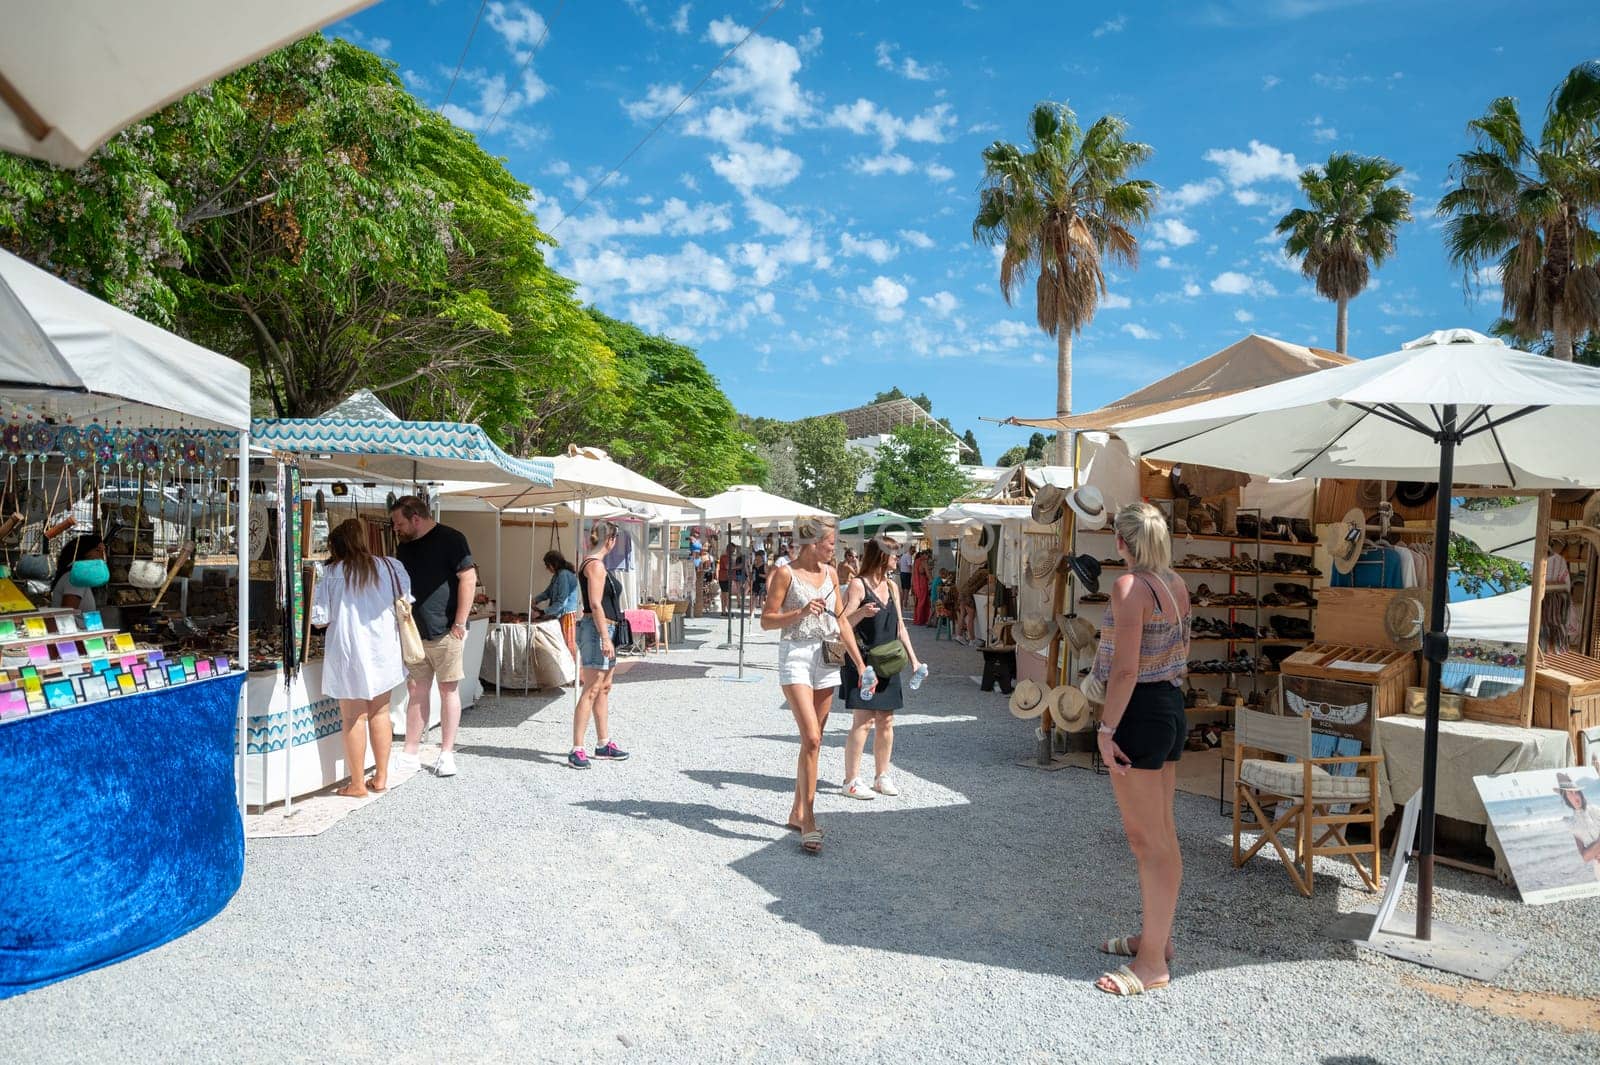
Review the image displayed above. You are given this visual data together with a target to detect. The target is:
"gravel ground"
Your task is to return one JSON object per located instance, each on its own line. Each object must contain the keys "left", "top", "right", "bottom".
{"left": 3, "top": 617, "right": 1597, "bottom": 1064}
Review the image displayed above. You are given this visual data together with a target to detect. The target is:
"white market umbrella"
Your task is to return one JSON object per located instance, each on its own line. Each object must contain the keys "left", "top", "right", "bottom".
{"left": 0, "top": 0, "right": 379, "bottom": 168}
{"left": 1114, "top": 328, "right": 1600, "bottom": 942}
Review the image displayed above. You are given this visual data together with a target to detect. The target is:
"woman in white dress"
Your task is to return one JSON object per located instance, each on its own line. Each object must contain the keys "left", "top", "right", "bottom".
{"left": 312, "top": 519, "right": 411, "bottom": 798}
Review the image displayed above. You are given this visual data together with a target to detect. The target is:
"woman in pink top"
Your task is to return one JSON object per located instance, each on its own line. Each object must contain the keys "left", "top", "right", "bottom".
{"left": 1089, "top": 502, "right": 1190, "bottom": 997}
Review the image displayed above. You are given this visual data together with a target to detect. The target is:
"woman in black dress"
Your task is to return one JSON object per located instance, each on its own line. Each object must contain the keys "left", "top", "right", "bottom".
{"left": 750, "top": 550, "right": 769, "bottom": 615}
{"left": 838, "top": 535, "right": 924, "bottom": 800}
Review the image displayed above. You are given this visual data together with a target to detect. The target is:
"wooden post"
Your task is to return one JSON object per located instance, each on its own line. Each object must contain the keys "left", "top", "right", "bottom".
{"left": 1520, "top": 490, "right": 1552, "bottom": 727}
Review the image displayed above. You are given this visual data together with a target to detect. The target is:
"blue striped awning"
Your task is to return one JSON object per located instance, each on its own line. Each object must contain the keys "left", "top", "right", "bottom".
{"left": 249, "top": 418, "right": 555, "bottom": 487}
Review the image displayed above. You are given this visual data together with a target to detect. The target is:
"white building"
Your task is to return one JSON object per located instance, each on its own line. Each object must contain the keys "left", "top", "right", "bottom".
{"left": 813, "top": 397, "right": 974, "bottom": 494}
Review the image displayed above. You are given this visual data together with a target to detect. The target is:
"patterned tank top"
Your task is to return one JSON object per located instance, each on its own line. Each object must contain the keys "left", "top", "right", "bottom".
{"left": 780, "top": 566, "right": 841, "bottom": 642}
{"left": 1091, "top": 571, "right": 1190, "bottom": 687}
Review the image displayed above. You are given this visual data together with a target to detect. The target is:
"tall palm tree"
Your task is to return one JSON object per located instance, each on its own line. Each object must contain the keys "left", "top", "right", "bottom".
{"left": 973, "top": 102, "right": 1157, "bottom": 464}
{"left": 1274, "top": 153, "right": 1414, "bottom": 354}
{"left": 1438, "top": 67, "right": 1600, "bottom": 362}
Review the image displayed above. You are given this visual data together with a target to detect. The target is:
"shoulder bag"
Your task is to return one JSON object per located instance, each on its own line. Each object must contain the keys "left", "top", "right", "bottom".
{"left": 585, "top": 558, "right": 631, "bottom": 650}
{"left": 385, "top": 558, "right": 427, "bottom": 666}
{"left": 820, "top": 576, "right": 848, "bottom": 665}
{"left": 863, "top": 579, "right": 908, "bottom": 675}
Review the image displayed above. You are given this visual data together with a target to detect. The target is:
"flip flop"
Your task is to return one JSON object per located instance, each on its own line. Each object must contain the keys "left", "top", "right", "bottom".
{"left": 1096, "top": 964, "right": 1169, "bottom": 997}
{"left": 800, "top": 830, "right": 824, "bottom": 855}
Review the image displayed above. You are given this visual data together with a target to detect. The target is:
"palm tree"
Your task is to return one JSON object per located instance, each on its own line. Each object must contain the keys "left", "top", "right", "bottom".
{"left": 973, "top": 102, "right": 1157, "bottom": 464}
{"left": 1274, "top": 153, "right": 1414, "bottom": 354}
{"left": 1438, "top": 66, "right": 1600, "bottom": 362}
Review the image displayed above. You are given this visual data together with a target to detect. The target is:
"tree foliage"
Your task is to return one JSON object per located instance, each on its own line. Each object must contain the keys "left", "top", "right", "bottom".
{"left": 1275, "top": 153, "right": 1414, "bottom": 353}
{"left": 746, "top": 415, "right": 866, "bottom": 515}
{"left": 871, "top": 386, "right": 932, "bottom": 413}
{"left": 870, "top": 423, "right": 969, "bottom": 516}
{"left": 996, "top": 431, "right": 1054, "bottom": 468}
{"left": 961, "top": 429, "right": 983, "bottom": 465}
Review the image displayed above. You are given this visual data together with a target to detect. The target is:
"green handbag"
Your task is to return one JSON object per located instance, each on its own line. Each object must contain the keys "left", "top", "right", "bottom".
{"left": 866, "top": 638, "right": 908, "bottom": 676}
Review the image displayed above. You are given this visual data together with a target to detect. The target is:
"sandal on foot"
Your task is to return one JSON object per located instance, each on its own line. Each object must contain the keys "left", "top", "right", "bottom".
{"left": 800, "top": 830, "right": 824, "bottom": 855}
{"left": 1096, "top": 964, "right": 1169, "bottom": 997}
{"left": 1100, "top": 936, "right": 1138, "bottom": 957}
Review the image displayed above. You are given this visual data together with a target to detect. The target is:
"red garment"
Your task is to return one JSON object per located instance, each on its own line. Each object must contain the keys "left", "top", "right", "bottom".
{"left": 912, "top": 556, "right": 932, "bottom": 626}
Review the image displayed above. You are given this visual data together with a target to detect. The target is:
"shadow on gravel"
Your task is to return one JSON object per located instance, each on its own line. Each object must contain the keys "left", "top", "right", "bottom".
{"left": 612, "top": 663, "right": 716, "bottom": 684}
{"left": 575, "top": 799, "right": 788, "bottom": 843}
{"left": 681, "top": 770, "right": 805, "bottom": 794}
{"left": 454, "top": 743, "right": 573, "bottom": 769}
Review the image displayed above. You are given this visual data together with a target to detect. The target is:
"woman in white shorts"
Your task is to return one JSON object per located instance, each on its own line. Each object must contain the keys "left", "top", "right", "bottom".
{"left": 761, "top": 516, "right": 868, "bottom": 856}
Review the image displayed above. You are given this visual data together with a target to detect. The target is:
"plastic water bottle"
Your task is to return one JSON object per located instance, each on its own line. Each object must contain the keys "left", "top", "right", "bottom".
{"left": 859, "top": 664, "right": 877, "bottom": 702}
{"left": 909, "top": 664, "right": 929, "bottom": 691}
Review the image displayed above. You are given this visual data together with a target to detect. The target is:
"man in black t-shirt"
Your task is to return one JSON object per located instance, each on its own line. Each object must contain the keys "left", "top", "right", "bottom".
{"left": 392, "top": 495, "right": 477, "bottom": 778}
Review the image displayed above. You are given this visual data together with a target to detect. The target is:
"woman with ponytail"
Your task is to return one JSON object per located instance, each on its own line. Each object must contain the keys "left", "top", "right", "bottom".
{"left": 570, "top": 520, "right": 630, "bottom": 770}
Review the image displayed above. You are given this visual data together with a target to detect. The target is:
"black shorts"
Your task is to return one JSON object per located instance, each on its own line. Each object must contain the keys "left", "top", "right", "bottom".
{"left": 1113, "top": 682, "right": 1187, "bottom": 770}
{"left": 899, "top": 572, "right": 912, "bottom": 591}
{"left": 718, "top": 580, "right": 731, "bottom": 593}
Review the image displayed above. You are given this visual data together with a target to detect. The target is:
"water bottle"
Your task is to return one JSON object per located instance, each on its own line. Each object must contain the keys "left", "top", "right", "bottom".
{"left": 859, "top": 664, "right": 877, "bottom": 702}
{"left": 909, "top": 664, "right": 929, "bottom": 691}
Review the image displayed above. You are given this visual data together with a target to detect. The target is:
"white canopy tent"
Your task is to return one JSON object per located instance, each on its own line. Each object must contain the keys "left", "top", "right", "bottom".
{"left": 1114, "top": 328, "right": 1600, "bottom": 943}
{"left": 0, "top": 0, "right": 379, "bottom": 168}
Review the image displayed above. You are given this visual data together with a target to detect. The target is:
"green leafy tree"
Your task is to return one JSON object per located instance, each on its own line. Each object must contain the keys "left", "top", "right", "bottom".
{"left": 745, "top": 415, "right": 866, "bottom": 515}
{"left": 961, "top": 429, "right": 983, "bottom": 465}
{"left": 756, "top": 437, "right": 802, "bottom": 502}
{"left": 870, "top": 423, "right": 970, "bottom": 516}
{"left": 973, "top": 101, "right": 1157, "bottom": 464}
{"left": 871, "top": 386, "right": 932, "bottom": 413}
{"left": 1438, "top": 65, "right": 1600, "bottom": 362}
{"left": 1488, "top": 318, "right": 1600, "bottom": 365}
{"left": 1450, "top": 498, "right": 1533, "bottom": 596}
{"left": 996, "top": 444, "right": 1027, "bottom": 467}
{"left": 1275, "top": 153, "right": 1414, "bottom": 354}
{"left": 996, "top": 430, "right": 1055, "bottom": 468}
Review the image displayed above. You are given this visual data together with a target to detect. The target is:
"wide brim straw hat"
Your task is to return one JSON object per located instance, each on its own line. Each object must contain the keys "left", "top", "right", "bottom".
{"left": 1384, "top": 589, "right": 1427, "bottom": 650}
{"left": 1009, "top": 678, "right": 1047, "bottom": 720}
{"left": 1355, "top": 480, "right": 1385, "bottom": 509}
{"left": 1584, "top": 492, "right": 1600, "bottom": 529}
{"left": 1318, "top": 507, "right": 1367, "bottom": 575}
{"left": 1031, "top": 484, "right": 1067, "bottom": 526}
{"left": 1026, "top": 541, "right": 1060, "bottom": 588}
{"left": 1066, "top": 486, "right": 1109, "bottom": 531}
{"left": 959, "top": 523, "right": 991, "bottom": 565}
{"left": 1049, "top": 684, "right": 1090, "bottom": 730}
{"left": 1059, "top": 613, "right": 1097, "bottom": 654}
{"left": 1014, "top": 614, "right": 1057, "bottom": 652}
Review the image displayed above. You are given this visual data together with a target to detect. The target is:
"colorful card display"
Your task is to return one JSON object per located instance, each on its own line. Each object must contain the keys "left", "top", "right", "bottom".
{"left": 83, "top": 637, "right": 106, "bottom": 655}
{"left": 114, "top": 633, "right": 136, "bottom": 653}
{"left": 0, "top": 620, "right": 16, "bottom": 640}
{"left": 43, "top": 679, "right": 76, "bottom": 709}
{"left": 0, "top": 690, "right": 25, "bottom": 717}
{"left": 24, "top": 618, "right": 47, "bottom": 638}
{"left": 79, "top": 674, "right": 109, "bottom": 701}
{"left": 54, "top": 641, "right": 79, "bottom": 661}
{"left": 166, "top": 664, "right": 186, "bottom": 685}
{"left": 81, "top": 611, "right": 103, "bottom": 631}
{"left": 55, "top": 615, "right": 78, "bottom": 635}
{"left": 146, "top": 670, "right": 167, "bottom": 690}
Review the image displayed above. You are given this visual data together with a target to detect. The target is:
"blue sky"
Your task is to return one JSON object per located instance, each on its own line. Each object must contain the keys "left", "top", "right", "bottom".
{"left": 335, "top": 0, "right": 1600, "bottom": 463}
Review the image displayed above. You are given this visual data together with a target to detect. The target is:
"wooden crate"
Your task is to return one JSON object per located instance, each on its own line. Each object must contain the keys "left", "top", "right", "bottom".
{"left": 1313, "top": 588, "right": 1399, "bottom": 649}
{"left": 1281, "top": 643, "right": 1417, "bottom": 718}
{"left": 1140, "top": 458, "right": 1175, "bottom": 500}
{"left": 1533, "top": 651, "right": 1600, "bottom": 758}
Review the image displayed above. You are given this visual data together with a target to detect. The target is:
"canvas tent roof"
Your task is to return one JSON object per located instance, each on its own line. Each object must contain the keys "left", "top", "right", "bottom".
{"left": 250, "top": 416, "right": 555, "bottom": 488}
{"left": 1008, "top": 334, "right": 1353, "bottom": 432}
{"left": 838, "top": 508, "right": 919, "bottom": 534}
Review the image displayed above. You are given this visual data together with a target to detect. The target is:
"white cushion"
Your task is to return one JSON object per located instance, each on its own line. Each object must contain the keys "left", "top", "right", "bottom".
{"left": 1239, "top": 758, "right": 1369, "bottom": 802}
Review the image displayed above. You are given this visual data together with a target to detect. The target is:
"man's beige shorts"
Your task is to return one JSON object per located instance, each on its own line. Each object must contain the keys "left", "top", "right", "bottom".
{"left": 409, "top": 632, "right": 465, "bottom": 685}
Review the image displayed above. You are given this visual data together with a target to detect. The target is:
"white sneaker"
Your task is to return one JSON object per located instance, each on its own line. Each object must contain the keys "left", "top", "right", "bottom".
{"left": 393, "top": 750, "right": 421, "bottom": 774}
{"left": 840, "top": 778, "right": 876, "bottom": 801}
{"left": 434, "top": 751, "right": 458, "bottom": 777}
{"left": 873, "top": 774, "right": 899, "bottom": 796}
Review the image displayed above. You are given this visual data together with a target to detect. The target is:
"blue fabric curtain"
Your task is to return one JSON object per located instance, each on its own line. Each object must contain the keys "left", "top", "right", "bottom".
{"left": 0, "top": 673, "right": 246, "bottom": 999}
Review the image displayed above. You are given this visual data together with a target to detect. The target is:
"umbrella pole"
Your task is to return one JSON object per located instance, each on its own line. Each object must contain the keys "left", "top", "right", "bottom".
{"left": 1416, "top": 404, "right": 1458, "bottom": 942}
{"left": 738, "top": 519, "right": 748, "bottom": 679}
{"left": 495, "top": 510, "right": 502, "bottom": 697}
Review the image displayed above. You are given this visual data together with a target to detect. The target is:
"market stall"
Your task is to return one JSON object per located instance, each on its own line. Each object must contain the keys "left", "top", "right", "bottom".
{"left": 243, "top": 405, "right": 556, "bottom": 808}
{"left": 0, "top": 249, "right": 252, "bottom": 999}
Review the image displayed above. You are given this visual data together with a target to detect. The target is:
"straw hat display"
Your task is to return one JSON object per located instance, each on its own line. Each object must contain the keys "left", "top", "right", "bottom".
{"left": 1065, "top": 486, "right": 1109, "bottom": 530}
{"left": 1013, "top": 614, "right": 1057, "bottom": 652}
{"left": 1025, "top": 540, "right": 1060, "bottom": 588}
{"left": 1584, "top": 492, "right": 1600, "bottom": 529}
{"left": 1009, "top": 679, "right": 1047, "bottom": 720}
{"left": 1048, "top": 684, "right": 1090, "bottom": 730}
{"left": 1392, "top": 482, "right": 1438, "bottom": 509}
{"left": 1066, "top": 553, "right": 1103, "bottom": 594}
{"left": 1355, "top": 480, "right": 1385, "bottom": 509}
{"left": 1384, "top": 589, "right": 1427, "bottom": 650}
{"left": 1318, "top": 507, "right": 1367, "bottom": 575}
{"left": 1031, "top": 484, "right": 1067, "bottom": 525}
{"left": 959, "top": 524, "right": 992, "bottom": 565}
{"left": 1058, "top": 613, "right": 1098, "bottom": 654}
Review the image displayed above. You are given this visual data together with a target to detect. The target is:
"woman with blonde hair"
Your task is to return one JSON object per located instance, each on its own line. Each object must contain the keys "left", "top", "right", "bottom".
{"left": 761, "top": 515, "right": 870, "bottom": 855}
{"left": 838, "top": 535, "right": 924, "bottom": 799}
{"left": 311, "top": 518, "right": 411, "bottom": 798}
{"left": 1089, "top": 501, "right": 1190, "bottom": 997}
{"left": 571, "top": 520, "right": 630, "bottom": 770}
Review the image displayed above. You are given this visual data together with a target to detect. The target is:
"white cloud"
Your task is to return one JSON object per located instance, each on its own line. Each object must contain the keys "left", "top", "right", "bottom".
{"left": 921, "top": 290, "right": 960, "bottom": 316}
{"left": 705, "top": 18, "right": 813, "bottom": 132}
{"left": 840, "top": 232, "right": 898, "bottom": 264}
{"left": 487, "top": 2, "right": 546, "bottom": 48}
{"left": 827, "top": 99, "right": 957, "bottom": 150}
{"left": 1203, "top": 140, "right": 1301, "bottom": 186}
{"left": 855, "top": 152, "right": 915, "bottom": 176}
{"left": 1166, "top": 178, "right": 1223, "bottom": 210}
{"left": 899, "top": 229, "right": 936, "bottom": 250}
{"left": 1102, "top": 293, "right": 1132, "bottom": 310}
{"left": 623, "top": 83, "right": 688, "bottom": 123}
{"left": 1210, "top": 271, "right": 1278, "bottom": 297}
{"left": 875, "top": 41, "right": 942, "bottom": 81}
{"left": 683, "top": 105, "right": 758, "bottom": 145}
{"left": 743, "top": 195, "right": 803, "bottom": 237}
{"left": 990, "top": 320, "right": 1036, "bottom": 347}
{"left": 797, "top": 27, "right": 823, "bottom": 54}
{"left": 680, "top": 172, "right": 699, "bottom": 191}
{"left": 1234, "top": 309, "right": 1255, "bottom": 323}
{"left": 1149, "top": 218, "right": 1199, "bottom": 248}
{"left": 1183, "top": 281, "right": 1203, "bottom": 297}
{"left": 858, "top": 276, "right": 909, "bottom": 321}
{"left": 1092, "top": 15, "right": 1127, "bottom": 37}
{"left": 709, "top": 142, "right": 803, "bottom": 192}
{"left": 1155, "top": 255, "right": 1178, "bottom": 270}
{"left": 1122, "top": 323, "right": 1160, "bottom": 341}
{"left": 671, "top": 3, "right": 690, "bottom": 33}
{"left": 1262, "top": 74, "right": 1281, "bottom": 90}
{"left": 1310, "top": 115, "right": 1338, "bottom": 142}
{"left": 1232, "top": 189, "right": 1263, "bottom": 206}
{"left": 925, "top": 161, "right": 956, "bottom": 182}
{"left": 558, "top": 197, "right": 734, "bottom": 248}
{"left": 569, "top": 241, "right": 737, "bottom": 295}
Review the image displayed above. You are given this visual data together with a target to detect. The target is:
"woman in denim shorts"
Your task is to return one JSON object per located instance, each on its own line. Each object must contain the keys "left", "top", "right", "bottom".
{"left": 570, "top": 521, "right": 631, "bottom": 770}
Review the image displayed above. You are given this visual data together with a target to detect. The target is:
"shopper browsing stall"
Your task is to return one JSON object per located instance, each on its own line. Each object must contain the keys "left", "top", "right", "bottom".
{"left": 50, "top": 533, "right": 105, "bottom": 611}
{"left": 391, "top": 495, "right": 476, "bottom": 778}
{"left": 1090, "top": 502, "right": 1191, "bottom": 998}
{"left": 570, "top": 521, "right": 629, "bottom": 770}
{"left": 311, "top": 520, "right": 409, "bottom": 798}
{"left": 533, "top": 550, "right": 581, "bottom": 658}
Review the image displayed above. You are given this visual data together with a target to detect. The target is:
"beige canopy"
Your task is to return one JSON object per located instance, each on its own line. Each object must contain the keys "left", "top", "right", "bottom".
{"left": 1008, "top": 334, "right": 1353, "bottom": 432}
